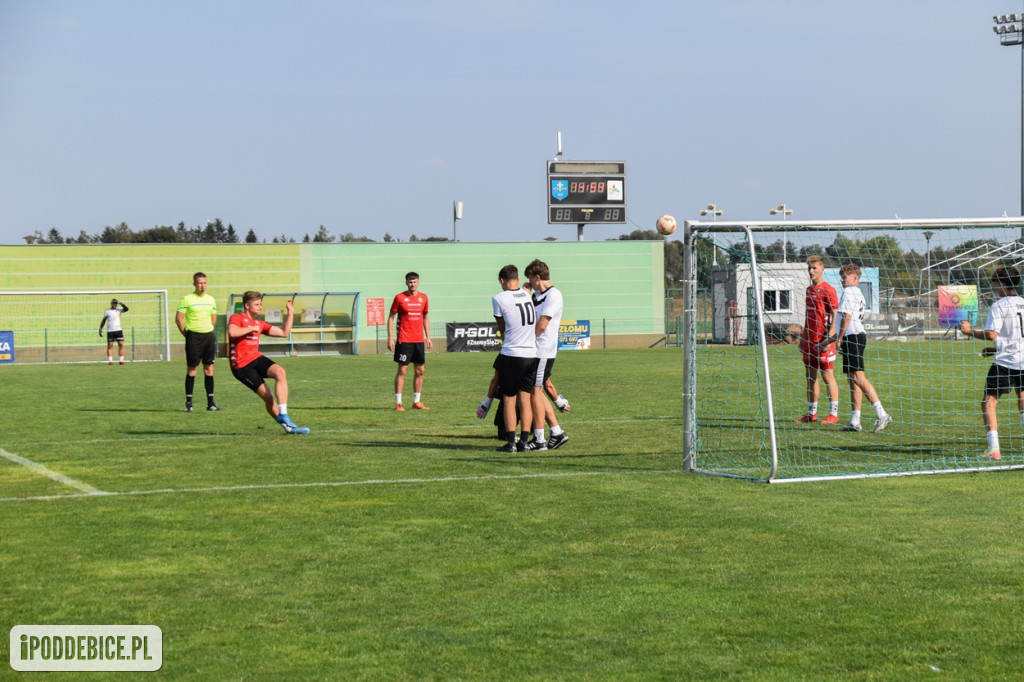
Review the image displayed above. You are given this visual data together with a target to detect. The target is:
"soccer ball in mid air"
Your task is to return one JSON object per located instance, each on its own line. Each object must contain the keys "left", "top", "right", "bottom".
{"left": 655, "top": 214, "right": 677, "bottom": 236}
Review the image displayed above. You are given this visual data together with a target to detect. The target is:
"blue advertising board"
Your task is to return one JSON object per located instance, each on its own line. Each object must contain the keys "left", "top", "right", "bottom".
{"left": 0, "top": 331, "right": 13, "bottom": 364}
{"left": 558, "top": 320, "right": 591, "bottom": 350}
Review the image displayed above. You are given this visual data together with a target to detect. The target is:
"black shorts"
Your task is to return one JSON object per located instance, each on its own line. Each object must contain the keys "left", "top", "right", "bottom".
{"left": 393, "top": 342, "right": 425, "bottom": 366}
{"left": 985, "top": 363, "right": 1024, "bottom": 397}
{"left": 106, "top": 330, "right": 124, "bottom": 343}
{"left": 839, "top": 333, "right": 867, "bottom": 374}
{"left": 534, "top": 357, "right": 556, "bottom": 387}
{"left": 232, "top": 355, "right": 277, "bottom": 393}
{"left": 496, "top": 355, "right": 539, "bottom": 397}
{"left": 185, "top": 330, "right": 217, "bottom": 367}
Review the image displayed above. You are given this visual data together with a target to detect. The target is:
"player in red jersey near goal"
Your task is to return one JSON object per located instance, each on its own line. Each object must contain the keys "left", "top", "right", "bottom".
{"left": 798, "top": 256, "right": 840, "bottom": 425}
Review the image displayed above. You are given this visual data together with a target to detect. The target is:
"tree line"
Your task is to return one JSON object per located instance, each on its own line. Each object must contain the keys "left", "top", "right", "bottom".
{"left": 23, "top": 221, "right": 452, "bottom": 245}
{"left": 618, "top": 229, "right": 1007, "bottom": 295}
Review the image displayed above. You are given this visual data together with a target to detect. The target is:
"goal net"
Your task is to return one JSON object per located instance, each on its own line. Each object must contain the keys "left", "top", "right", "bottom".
{"left": 0, "top": 290, "right": 170, "bottom": 364}
{"left": 682, "top": 217, "right": 1024, "bottom": 482}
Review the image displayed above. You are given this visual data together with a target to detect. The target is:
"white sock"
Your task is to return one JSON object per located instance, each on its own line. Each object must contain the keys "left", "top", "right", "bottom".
{"left": 829, "top": 401, "right": 839, "bottom": 416}
{"left": 119, "top": 356, "right": 124, "bottom": 363}
{"left": 534, "top": 428, "right": 545, "bottom": 442}
{"left": 808, "top": 401, "right": 818, "bottom": 416}
{"left": 872, "top": 401, "right": 886, "bottom": 418}
{"left": 414, "top": 392, "right": 421, "bottom": 403}
{"left": 108, "top": 356, "right": 113, "bottom": 362}
{"left": 988, "top": 430, "right": 1000, "bottom": 452}
{"left": 395, "top": 393, "right": 402, "bottom": 404}
{"left": 279, "top": 403, "right": 288, "bottom": 415}
{"left": 551, "top": 425, "right": 564, "bottom": 436}
{"left": 851, "top": 409, "right": 862, "bottom": 425}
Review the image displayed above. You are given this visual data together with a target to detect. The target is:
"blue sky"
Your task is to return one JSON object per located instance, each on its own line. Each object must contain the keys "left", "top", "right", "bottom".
{"left": 1, "top": 1, "right": 1022, "bottom": 245}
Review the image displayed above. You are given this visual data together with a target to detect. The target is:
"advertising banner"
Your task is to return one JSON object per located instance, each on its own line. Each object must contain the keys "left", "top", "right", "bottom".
{"left": 0, "top": 331, "right": 13, "bottom": 364}
{"left": 937, "top": 285, "right": 978, "bottom": 328}
{"left": 446, "top": 322, "right": 501, "bottom": 352}
{"left": 366, "top": 297, "right": 386, "bottom": 326}
{"left": 558, "top": 320, "right": 591, "bottom": 350}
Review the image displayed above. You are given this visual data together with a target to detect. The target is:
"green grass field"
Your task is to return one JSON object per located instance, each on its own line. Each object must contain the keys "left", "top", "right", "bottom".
{"left": 3, "top": 349, "right": 1024, "bottom": 680}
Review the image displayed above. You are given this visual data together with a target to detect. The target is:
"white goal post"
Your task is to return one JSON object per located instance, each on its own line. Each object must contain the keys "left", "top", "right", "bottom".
{"left": 0, "top": 290, "right": 170, "bottom": 364}
{"left": 682, "top": 216, "right": 1024, "bottom": 482}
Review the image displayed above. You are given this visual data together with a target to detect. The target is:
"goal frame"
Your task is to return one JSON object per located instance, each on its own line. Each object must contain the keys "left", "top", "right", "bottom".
{"left": 682, "top": 216, "right": 1024, "bottom": 483}
{"left": 0, "top": 289, "right": 171, "bottom": 364}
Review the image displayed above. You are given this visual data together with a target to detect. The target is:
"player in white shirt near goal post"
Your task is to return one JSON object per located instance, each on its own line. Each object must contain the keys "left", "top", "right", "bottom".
{"left": 959, "top": 265, "right": 1024, "bottom": 461}
{"left": 99, "top": 298, "right": 129, "bottom": 365}
{"left": 824, "top": 264, "right": 891, "bottom": 433}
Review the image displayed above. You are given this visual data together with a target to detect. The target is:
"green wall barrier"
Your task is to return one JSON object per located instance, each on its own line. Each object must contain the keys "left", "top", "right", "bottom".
{"left": 0, "top": 241, "right": 664, "bottom": 355}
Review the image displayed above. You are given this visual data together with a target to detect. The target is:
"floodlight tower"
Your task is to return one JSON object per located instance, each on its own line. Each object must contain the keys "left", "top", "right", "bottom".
{"left": 993, "top": 10, "right": 1024, "bottom": 238}
{"left": 769, "top": 204, "right": 793, "bottom": 263}
{"left": 699, "top": 203, "right": 723, "bottom": 265}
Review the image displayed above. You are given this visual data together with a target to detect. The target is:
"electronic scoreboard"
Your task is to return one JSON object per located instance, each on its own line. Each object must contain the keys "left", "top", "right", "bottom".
{"left": 547, "top": 161, "right": 626, "bottom": 224}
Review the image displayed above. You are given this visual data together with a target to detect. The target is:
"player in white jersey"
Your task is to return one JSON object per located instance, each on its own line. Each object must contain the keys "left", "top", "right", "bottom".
{"left": 98, "top": 298, "right": 129, "bottom": 365}
{"left": 491, "top": 264, "right": 538, "bottom": 453}
{"left": 824, "top": 264, "right": 890, "bottom": 432}
{"left": 524, "top": 259, "right": 570, "bottom": 451}
{"left": 960, "top": 265, "right": 1024, "bottom": 460}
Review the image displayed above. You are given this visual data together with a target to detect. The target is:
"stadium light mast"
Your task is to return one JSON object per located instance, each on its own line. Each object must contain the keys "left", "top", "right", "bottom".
{"left": 769, "top": 204, "right": 793, "bottom": 263}
{"left": 993, "top": 10, "right": 1024, "bottom": 239}
{"left": 699, "top": 203, "right": 723, "bottom": 265}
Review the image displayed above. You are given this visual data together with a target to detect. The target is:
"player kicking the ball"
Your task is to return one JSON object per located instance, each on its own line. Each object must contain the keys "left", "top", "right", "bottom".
{"left": 228, "top": 291, "right": 310, "bottom": 435}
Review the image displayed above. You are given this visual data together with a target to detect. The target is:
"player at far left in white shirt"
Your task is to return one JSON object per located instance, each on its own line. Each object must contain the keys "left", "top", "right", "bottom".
{"left": 99, "top": 298, "right": 130, "bottom": 365}
{"left": 960, "top": 265, "right": 1024, "bottom": 461}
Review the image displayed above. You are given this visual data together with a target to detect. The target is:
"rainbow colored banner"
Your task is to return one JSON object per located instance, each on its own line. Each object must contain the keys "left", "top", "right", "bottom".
{"left": 937, "top": 285, "right": 978, "bottom": 327}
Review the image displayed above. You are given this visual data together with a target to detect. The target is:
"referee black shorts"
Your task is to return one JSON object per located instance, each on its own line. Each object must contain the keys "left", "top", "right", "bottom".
{"left": 185, "top": 330, "right": 217, "bottom": 367}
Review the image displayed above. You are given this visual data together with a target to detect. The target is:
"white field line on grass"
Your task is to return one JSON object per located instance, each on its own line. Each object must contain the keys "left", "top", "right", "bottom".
{"left": 0, "top": 469, "right": 684, "bottom": 503}
{"left": 0, "top": 447, "right": 107, "bottom": 496}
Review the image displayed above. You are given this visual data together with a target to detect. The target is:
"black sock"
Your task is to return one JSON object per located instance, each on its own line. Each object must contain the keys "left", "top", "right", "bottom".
{"left": 185, "top": 375, "right": 195, "bottom": 402}
{"left": 205, "top": 375, "right": 215, "bottom": 404}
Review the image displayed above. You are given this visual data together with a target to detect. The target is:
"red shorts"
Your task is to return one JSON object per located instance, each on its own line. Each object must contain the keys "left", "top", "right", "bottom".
{"left": 802, "top": 344, "right": 835, "bottom": 371}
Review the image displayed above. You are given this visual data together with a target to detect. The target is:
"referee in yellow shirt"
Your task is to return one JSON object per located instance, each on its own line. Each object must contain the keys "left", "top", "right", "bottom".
{"left": 176, "top": 272, "right": 220, "bottom": 412}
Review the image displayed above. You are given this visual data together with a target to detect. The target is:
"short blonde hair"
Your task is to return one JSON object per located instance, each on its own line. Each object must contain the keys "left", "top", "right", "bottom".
{"left": 806, "top": 256, "right": 824, "bottom": 267}
{"left": 840, "top": 264, "right": 862, "bottom": 277}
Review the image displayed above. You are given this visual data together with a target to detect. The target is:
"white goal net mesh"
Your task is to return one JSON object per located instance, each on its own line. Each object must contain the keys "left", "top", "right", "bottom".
{"left": 683, "top": 218, "right": 1024, "bottom": 482}
{"left": 0, "top": 290, "right": 169, "bottom": 364}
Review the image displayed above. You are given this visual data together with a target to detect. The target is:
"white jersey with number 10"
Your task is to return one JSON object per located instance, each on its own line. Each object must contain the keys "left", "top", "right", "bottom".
{"left": 492, "top": 288, "right": 536, "bottom": 358}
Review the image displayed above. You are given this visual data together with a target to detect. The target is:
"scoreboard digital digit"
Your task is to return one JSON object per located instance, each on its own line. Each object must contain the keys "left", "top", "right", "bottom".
{"left": 547, "top": 161, "right": 626, "bottom": 224}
